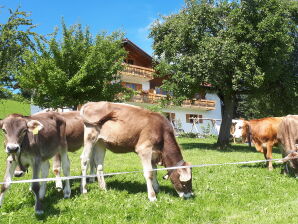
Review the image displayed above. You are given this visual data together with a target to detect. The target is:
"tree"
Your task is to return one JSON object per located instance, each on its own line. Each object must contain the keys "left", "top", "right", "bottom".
{"left": 150, "top": 0, "right": 298, "bottom": 148}
{"left": 0, "top": 7, "right": 39, "bottom": 97}
{"left": 17, "top": 21, "right": 127, "bottom": 108}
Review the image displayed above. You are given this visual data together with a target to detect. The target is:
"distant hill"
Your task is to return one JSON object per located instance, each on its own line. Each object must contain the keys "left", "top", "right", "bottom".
{"left": 0, "top": 99, "right": 30, "bottom": 119}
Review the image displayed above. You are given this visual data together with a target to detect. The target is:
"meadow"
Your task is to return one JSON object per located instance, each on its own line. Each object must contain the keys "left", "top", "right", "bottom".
{"left": 0, "top": 101, "right": 297, "bottom": 223}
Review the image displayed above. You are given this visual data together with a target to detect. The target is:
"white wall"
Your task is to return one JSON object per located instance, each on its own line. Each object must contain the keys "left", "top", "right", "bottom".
{"left": 162, "top": 93, "right": 222, "bottom": 135}
{"left": 141, "top": 81, "right": 150, "bottom": 91}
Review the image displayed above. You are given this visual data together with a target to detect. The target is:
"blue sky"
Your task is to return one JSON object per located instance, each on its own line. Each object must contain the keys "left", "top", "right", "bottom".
{"left": 1, "top": 0, "right": 185, "bottom": 55}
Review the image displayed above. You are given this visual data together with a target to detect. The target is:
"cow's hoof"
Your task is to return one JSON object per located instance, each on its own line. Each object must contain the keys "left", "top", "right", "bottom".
{"left": 268, "top": 167, "right": 273, "bottom": 171}
{"left": 35, "top": 210, "right": 44, "bottom": 215}
{"left": 149, "top": 197, "right": 157, "bottom": 202}
{"left": 81, "top": 187, "right": 88, "bottom": 194}
{"left": 63, "top": 190, "right": 71, "bottom": 198}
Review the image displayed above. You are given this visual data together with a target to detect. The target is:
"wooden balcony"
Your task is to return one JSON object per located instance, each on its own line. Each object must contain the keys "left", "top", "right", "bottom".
{"left": 181, "top": 99, "right": 216, "bottom": 111}
{"left": 130, "top": 92, "right": 166, "bottom": 104}
{"left": 127, "top": 91, "right": 216, "bottom": 111}
{"left": 121, "top": 64, "right": 154, "bottom": 80}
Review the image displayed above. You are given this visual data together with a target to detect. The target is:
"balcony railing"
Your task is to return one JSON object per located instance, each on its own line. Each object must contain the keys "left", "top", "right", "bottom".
{"left": 127, "top": 91, "right": 216, "bottom": 110}
{"left": 121, "top": 64, "right": 154, "bottom": 79}
{"left": 130, "top": 92, "right": 166, "bottom": 104}
{"left": 181, "top": 99, "right": 216, "bottom": 110}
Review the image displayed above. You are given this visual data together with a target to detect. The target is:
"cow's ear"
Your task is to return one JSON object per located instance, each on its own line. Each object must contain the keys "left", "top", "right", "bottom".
{"left": 81, "top": 102, "right": 116, "bottom": 125}
{"left": 178, "top": 163, "right": 191, "bottom": 182}
{"left": 27, "top": 120, "right": 44, "bottom": 134}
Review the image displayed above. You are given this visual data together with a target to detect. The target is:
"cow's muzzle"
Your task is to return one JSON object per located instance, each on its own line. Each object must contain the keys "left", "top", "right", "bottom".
{"left": 6, "top": 144, "right": 20, "bottom": 154}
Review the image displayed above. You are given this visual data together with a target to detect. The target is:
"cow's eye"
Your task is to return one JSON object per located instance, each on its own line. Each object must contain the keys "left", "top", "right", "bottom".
{"left": 239, "top": 127, "right": 242, "bottom": 129}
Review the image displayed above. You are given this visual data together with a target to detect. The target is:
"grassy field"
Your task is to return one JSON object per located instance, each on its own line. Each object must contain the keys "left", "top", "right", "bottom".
{"left": 0, "top": 99, "right": 30, "bottom": 119}
{"left": 0, "top": 135, "right": 297, "bottom": 224}
{"left": 0, "top": 101, "right": 297, "bottom": 223}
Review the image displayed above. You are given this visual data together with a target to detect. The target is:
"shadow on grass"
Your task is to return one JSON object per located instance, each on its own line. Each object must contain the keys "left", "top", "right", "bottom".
{"left": 107, "top": 179, "right": 177, "bottom": 197}
{"left": 180, "top": 142, "right": 281, "bottom": 154}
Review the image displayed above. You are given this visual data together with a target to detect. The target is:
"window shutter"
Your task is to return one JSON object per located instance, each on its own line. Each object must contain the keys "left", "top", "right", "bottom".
{"left": 199, "top": 115, "right": 203, "bottom": 123}
{"left": 186, "top": 114, "right": 190, "bottom": 123}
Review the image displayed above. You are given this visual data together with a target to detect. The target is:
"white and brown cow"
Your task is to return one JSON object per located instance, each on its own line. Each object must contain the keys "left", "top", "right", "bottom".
{"left": 80, "top": 102, "right": 193, "bottom": 201}
{"left": 0, "top": 112, "right": 71, "bottom": 214}
{"left": 232, "top": 117, "right": 283, "bottom": 170}
{"left": 277, "top": 115, "right": 298, "bottom": 176}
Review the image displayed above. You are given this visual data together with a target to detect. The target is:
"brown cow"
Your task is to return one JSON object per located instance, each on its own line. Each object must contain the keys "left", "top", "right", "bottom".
{"left": 0, "top": 112, "right": 71, "bottom": 214}
{"left": 277, "top": 115, "right": 298, "bottom": 176}
{"left": 80, "top": 102, "right": 193, "bottom": 201}
{"left": 232, "top": 117, "right": 283, "bottom": 170}
{"left": 13, "top": 111, "right": 86, "bottom": 190}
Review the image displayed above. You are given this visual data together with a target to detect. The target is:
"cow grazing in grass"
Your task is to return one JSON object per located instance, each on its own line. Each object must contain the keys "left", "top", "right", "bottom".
{"left": 232, "top": 117, "right": 283, "bottom": 170}
{"left": 277, "top": 115, "right": 298, "bottom": 176}
{"left": 80, "top": 102, "right": 193, "bottom": 201}
{"left": 0, "top": 112, "right": 71, "bottom": 214}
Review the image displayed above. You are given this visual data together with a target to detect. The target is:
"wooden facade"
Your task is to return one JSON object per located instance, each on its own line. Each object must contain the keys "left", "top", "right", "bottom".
{"left": 121, "top": 39, "right": 216, "bottom": 111}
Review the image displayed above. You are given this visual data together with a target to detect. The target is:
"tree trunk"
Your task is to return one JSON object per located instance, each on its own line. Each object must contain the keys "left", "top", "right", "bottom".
{"left": 216, "top": 94, "right": 235, "bottom": 149}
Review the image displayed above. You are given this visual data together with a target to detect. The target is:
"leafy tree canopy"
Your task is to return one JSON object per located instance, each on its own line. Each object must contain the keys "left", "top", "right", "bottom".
{"left": 0, "top": 7, "right": 40, "bottom": 97}
{"left": 150, "top": 0, "right": 298, "bottom": 147}
{"left": 18, "top": 20, "right": 127, "bottom": 108}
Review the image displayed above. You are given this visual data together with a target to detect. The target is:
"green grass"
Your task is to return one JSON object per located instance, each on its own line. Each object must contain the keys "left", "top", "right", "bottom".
{"left": 0, "top": 101, "right": 296, "bottom": 223}
{"left": 0, "top": 136, "right": 296, "bottom": 224}
{"left": 0, "top": 99, "right": 30, "bottom": 119}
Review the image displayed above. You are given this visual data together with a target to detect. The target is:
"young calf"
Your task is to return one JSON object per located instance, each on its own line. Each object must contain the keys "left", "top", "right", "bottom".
{"left": 0, "top": 112, "right": 71, "bottom": 214}
{"left": 80, "top": 102, "right": 193, "bottom": 201}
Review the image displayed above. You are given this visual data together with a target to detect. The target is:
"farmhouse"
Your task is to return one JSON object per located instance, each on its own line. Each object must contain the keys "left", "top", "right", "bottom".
{"left": 120, "top": 39, "right": 222, "bottom": 135}
{"left": 31, "top": 39, "right": 222, "bottom": 135}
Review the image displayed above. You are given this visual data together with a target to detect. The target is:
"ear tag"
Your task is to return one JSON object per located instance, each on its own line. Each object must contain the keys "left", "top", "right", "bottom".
{"left": 32, "top": 127, "right": 39, "bottom": 135}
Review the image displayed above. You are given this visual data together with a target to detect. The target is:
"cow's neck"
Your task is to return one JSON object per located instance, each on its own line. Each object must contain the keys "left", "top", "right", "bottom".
{"left": 162, "top": 133, "right": 184, "bottom": 168}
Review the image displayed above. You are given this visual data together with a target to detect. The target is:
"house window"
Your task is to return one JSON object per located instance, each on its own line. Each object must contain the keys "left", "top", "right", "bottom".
{"left": 186, "top": 114, "right": 203, "bottom": 123}
{"left": 165, "top": 112, "right": 175, "bottom": 122}
{"left": 155, "top": 87, "right": 168, "bottom": 95}
{"left": 122, "top": 82, "right": 142, "bottom": 91}
{"left": 125, "top": 59, "right": 134, "bottom": 65}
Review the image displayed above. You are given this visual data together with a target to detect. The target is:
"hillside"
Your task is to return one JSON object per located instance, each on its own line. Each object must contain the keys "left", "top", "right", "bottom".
{"left": 0, "top": 99, "right": 30, "bottom": 119}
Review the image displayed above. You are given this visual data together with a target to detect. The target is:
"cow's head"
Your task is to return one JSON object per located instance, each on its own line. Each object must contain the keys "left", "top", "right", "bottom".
{"left": 232, "top": 120, "right": 251, "bottom": 143}
{"left": 169, "top": 162, "right": 193, "bottom": 199}
{"left": 0, "top": 114, "right": 43, "bottom": 154}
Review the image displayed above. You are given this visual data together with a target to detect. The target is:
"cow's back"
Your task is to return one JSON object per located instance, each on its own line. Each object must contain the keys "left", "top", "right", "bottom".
{"left": 250, "top": 117, "right": 283, "bottom": 143}
{"left": 277, "top": 115, "right": 298, "bottom": 153}
{"left": 82, "top": 102, "right": 171, "bottom": 152}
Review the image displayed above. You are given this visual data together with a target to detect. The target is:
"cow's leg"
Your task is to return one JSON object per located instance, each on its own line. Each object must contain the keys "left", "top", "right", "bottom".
{"left": 53, "top": 153, "right": 63, "bottom": 191}
{"left": 93, "top": 142, "right": 106, "bottom": 190}
{"left": 0, "top": 155, "right": 17, "bottom": 207}
{"left": 89, "top": 150, "right": 96, "bottom": 183}
{"left": 136, "top": 145, "right": 156, "bottom": 201}
{"left": 60, "top": 150, "right": 71, "bottom": 198}
{"left": 31, "top": 158, "right": 43, "bottom": 215}
{"left": 39, "top": 160, "right": 50, "bottom": 200}
{"left": 254, "top": 143, "right": 264, "bottom": 153}
{"left": 80, "top": 141, "right": 94, "bottom": 194}
{"left": 266, "top": 142, "right": 274, "bottom": 171}
{"left": 151, "top": 162, "right": 159, "bottom": 193}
